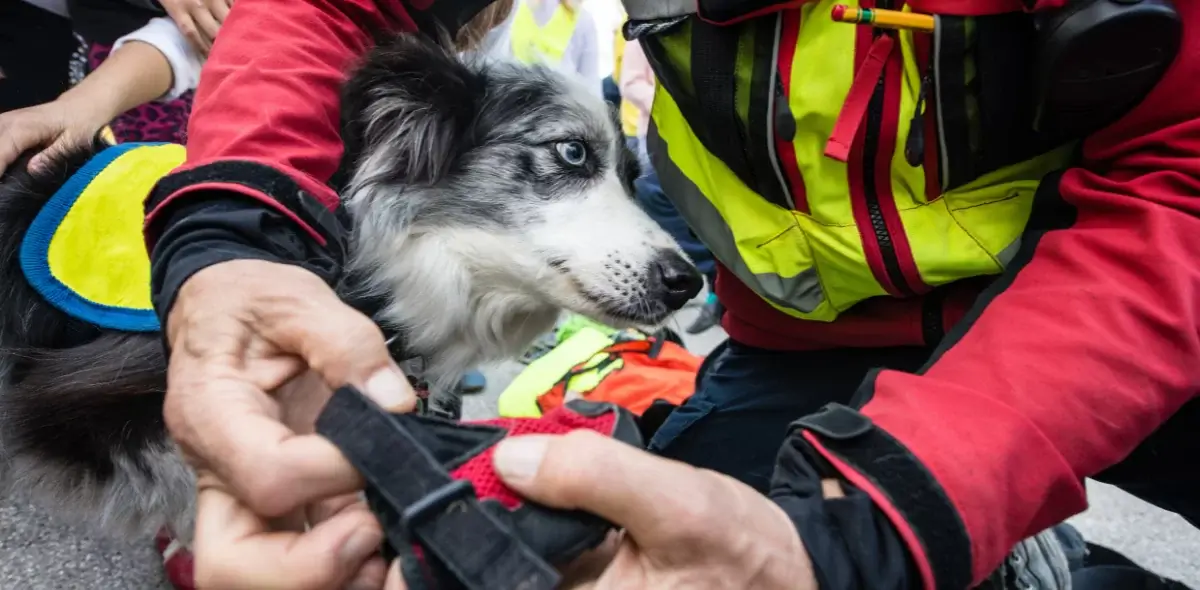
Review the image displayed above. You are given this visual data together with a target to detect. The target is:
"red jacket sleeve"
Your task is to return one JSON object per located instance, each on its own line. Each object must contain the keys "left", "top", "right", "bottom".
{"left": 144, "top": 0, "right": 417, "bottom": 246}
{"left": 794, "top": 4, "right": 1200, "bottom": 588}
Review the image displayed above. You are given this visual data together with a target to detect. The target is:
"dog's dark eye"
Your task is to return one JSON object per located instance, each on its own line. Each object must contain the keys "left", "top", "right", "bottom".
{"left": 554, "top": 141, "right": 588, "bottom": 167}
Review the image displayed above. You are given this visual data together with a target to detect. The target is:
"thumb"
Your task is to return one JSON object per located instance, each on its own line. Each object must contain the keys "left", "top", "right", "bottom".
{"left": 492, "top": 430, "right": 710, "bottom": 546}
{"left": 270, "top": 296, "right": 417, "bottom": 412}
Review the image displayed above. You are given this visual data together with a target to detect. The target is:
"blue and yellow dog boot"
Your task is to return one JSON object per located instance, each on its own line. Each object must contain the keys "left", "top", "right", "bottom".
{"left": 316, "top": 386, "right": 643, "bottom": 590}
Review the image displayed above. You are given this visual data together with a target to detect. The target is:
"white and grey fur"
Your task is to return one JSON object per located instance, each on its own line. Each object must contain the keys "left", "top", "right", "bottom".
{"left": 0, "top": 35, "right": 701, "bottom": 542}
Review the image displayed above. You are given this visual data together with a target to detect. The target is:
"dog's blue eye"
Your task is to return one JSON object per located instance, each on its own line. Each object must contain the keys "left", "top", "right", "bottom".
{"left": 554, "top": 141, "right": 588, "bottom": 167}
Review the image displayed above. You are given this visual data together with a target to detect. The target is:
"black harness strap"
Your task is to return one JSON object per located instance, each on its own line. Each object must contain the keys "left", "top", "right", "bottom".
{"left": 932, "top": 16, "right": 974, "bottom": 190}
{"left": 317, "top": 386, "right": 560, "bottom": 590}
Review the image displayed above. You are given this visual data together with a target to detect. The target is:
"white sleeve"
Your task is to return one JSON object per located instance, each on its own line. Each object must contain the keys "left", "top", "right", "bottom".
{"left": 112, "top": 16, "right": 205, "bottom": 101}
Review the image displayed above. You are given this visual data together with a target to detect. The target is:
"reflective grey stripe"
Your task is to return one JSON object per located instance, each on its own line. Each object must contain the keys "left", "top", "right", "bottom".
{"left": 996, "top": 237, "right": 1021, "bottom": 268}
{"left": 648, "top": 122, "right": 825, "bottom": 313}
{"left": 763, "top": 14, "right": 795, "bottom": 210}
{"left": 621, "top": 0, "right": 695, "bottom": 21}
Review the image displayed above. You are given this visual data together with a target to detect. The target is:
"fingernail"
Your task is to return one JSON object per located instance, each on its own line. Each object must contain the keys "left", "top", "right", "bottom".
{"left": 363, "top": 368, "right": 415, "bottom": 410}
{"left": 340, "top": 528, "right": 382, "bottom": 565}
{"left": 493, "top": 436, "right": 548, "bottom": 485}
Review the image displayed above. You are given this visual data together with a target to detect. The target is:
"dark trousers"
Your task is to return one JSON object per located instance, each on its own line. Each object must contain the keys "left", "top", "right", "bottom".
{"left": 649, "top": 339, "right": 1199, "bottom": 588}
{"left": 648, "top": 340, "right": 933, "bottom": 493}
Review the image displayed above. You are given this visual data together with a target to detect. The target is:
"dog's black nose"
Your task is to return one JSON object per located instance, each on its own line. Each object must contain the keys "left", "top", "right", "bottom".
{"left": 652, "top": 250, "right": 703, "bottom": 311}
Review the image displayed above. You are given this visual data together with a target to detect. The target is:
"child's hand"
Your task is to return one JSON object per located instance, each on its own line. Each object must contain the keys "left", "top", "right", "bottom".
{"left": 160, "top": 0, "right": 234, "bottom": 55}
{"left": 0, "top": 98, "right": 110, "bottom": 177}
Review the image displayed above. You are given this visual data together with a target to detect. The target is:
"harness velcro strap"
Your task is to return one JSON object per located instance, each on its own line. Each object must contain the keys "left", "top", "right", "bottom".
{"left": 145, "top": 160, "right": 348, "bottom": 264}
{"left": 317, "top": 387, "right": 560, "bottom": 590}
{"left": 792, "top": 403, "right": 973, "bottom": 590}
{"left": 824, "top": 34, "right": 895, "bottom": 162}
{"left": 691, "top": 21, "right": 758, "bottom": 190}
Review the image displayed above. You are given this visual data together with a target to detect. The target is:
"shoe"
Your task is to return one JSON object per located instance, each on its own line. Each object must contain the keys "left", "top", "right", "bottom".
{"left": 317, "top": 386, "right": 642, "bottom": 590}
{"left": 456, "top": 368, "right": 487, "bottom": 395}
{"left": 685, "top": 299, "right": 723, "bottom": 334}
{"left": 984, "top": 527, "right": 1071, "bottom": 589}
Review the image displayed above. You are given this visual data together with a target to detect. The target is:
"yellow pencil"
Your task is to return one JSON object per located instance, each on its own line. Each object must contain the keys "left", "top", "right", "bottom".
{"left": 831, "top": 5, "right": 936, "bottom": 33}
{"left": 99, "top": 126, "right": 117, "bottom": 145}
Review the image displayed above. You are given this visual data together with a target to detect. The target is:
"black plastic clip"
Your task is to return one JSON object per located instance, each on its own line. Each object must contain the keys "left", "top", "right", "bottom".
{"left": 400, "top": 479, "right": 476, "bottom": 534}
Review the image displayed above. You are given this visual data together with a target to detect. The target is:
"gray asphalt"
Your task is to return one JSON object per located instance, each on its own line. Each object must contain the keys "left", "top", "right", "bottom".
{"left": 2, "top": 302, "right": 1196, "bottom": 589}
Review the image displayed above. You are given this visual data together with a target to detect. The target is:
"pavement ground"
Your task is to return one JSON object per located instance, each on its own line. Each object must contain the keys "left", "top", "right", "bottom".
{"left": 2, "top": 300, "right": 1197, "bottom": 589}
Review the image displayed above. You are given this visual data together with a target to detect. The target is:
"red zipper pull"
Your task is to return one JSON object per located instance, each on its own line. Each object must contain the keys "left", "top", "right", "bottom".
{"left": 824, "top": 34, "right": 896, "bottom": 162}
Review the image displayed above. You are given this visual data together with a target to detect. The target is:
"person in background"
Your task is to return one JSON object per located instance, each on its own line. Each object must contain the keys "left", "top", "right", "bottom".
{"left": 618, "top": 37, "right": 722, "bottom": 334}
{"left": 66, "top": 0, "right": 210, "bottom": 144}
{"left": 611, "top": 24, "right": 636, "bottom": 143}
{"left": 481, "top": 0, "right": 599, "bottom": 91}
{"left": 601, "top": 74, "right": 621, "bottom": 111}
{"left": 0, "top": 1, "right": 208, "bottom": 174}
{"left": 600, "top": 7, "right": 626, "bottom": 111}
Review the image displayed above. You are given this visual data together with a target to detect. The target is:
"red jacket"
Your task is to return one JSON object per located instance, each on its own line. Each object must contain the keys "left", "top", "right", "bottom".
{"left": 146, "top": 0, "right": 1200, "bottom": 587}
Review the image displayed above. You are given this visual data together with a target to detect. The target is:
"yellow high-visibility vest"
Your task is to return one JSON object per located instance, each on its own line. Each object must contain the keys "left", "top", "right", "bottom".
{"left": 510, "top": 0, "right": 578, "bottom": 67}
{"left": 634, "top": 0, "right": 1074, "bottom": 322}
{"left": 613, "top": 27, "right": 640, "bottom": 138}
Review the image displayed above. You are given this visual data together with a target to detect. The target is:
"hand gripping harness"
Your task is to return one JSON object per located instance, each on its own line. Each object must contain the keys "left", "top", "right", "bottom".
{"left": 316, "top": 386, "right": 643, "bottom": 590}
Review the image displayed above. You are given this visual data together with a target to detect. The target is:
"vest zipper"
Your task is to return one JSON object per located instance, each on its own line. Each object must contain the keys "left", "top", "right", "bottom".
{"left": 862, "top": 1, "right": 917, "bottom": 297}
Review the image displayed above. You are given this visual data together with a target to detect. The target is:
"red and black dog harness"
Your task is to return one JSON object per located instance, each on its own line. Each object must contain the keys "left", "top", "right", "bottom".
{"left": 317, "top": 386, "right": 642, "bottom": 590}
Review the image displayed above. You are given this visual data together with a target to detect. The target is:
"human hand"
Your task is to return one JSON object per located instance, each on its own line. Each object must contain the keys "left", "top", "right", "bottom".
{"left": 160, "top": 0, "right": 234, "bottom": 55}
{"left": 165, "top": 259, "right": 418, "bottom": 589}
{"left": 384, "top": 430, "right": 818, "bottom": 589}
{"left": 0, "top": 98, "right": 111, "bottom": 177}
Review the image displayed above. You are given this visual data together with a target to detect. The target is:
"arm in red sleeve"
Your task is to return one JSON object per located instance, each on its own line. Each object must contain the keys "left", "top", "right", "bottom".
{"left": 783, "top": 4, "right": 1200, "bottom": 588}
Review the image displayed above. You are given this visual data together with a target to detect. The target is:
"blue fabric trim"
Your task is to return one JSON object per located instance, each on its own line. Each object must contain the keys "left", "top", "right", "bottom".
{"left": 19, "top": 143, "right": 166, "bottom": 333}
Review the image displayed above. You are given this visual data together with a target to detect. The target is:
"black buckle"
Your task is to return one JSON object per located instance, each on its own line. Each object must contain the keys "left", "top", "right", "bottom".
{"left": 400, "top": 479, "right": 475, "bottom": 534}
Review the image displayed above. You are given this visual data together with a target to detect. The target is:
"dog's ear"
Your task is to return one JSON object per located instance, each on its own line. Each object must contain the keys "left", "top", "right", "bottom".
{"left": 339, "top": 34, "right": 482, "bottom": 187}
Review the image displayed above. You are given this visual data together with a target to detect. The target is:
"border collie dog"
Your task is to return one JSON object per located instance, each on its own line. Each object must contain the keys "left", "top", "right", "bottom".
{"left": 0, "top": 35, "right": 701, "bottom": 540}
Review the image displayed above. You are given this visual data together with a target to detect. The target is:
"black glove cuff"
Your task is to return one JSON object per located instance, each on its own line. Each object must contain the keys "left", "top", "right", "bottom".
{"left": 781, "top": 403, "right": 976, "bottom": 590}
{"left": 770, "top": 426, "right": 917, "bottom": 590}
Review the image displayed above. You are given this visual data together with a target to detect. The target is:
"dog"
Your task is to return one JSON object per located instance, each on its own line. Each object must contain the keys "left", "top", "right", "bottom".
{"left": 0, "top": 34, "right": 702, "bottom": 542}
